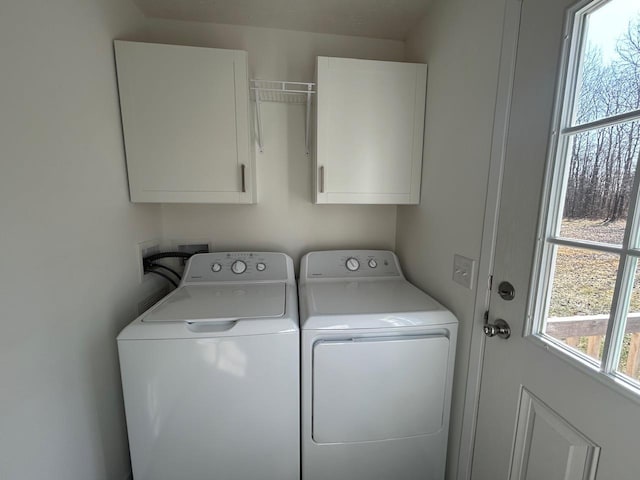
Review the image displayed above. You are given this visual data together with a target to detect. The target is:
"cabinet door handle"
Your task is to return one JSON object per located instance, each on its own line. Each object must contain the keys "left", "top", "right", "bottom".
{"left": 319, "top": 166, "right": 325, "bottom": 193}
{"left": 241, "top": 164, "right": 246, "bottom": 193}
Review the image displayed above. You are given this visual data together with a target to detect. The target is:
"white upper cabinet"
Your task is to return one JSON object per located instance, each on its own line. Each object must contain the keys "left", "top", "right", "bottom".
{"left": 315, "top": 57, "right": 427, "bottom": 204}
{"left": 114, "top": 41, "right": 255, "bottom": 203}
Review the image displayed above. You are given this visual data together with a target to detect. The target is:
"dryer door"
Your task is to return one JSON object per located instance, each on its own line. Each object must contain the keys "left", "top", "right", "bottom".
{"left": 312, "top": 334, "right": 450, "bottom": 444}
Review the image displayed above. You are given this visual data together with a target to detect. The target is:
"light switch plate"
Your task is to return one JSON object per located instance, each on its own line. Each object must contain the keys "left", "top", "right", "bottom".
{"left": 453, "top": 254, "right": 475, "bottom": 289}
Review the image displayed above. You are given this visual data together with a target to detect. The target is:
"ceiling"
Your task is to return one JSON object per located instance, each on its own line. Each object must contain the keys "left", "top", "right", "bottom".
{"left": 132, "top": 0, "right": 433, "bottom": 40}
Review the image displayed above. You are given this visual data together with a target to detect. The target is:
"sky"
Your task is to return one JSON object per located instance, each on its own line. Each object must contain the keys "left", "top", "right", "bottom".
{"left": 586, "top": 0, "right": 640, "bottom": 62}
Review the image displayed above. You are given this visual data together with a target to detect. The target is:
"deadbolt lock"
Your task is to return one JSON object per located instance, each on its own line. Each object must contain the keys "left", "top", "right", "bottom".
{"left": 497, "top": 281, "right": 515, "bottom": 301}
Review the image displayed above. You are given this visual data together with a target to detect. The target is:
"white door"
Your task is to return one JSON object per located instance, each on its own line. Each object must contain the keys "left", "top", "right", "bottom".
{"left": 472, "top": 0, "right": 640, "bottom": 478}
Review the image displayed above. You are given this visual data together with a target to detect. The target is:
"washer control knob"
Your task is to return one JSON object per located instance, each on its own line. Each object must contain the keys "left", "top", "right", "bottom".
{"left": 211, "top": 263, "right": 222, "bottom": 273}
{"left": 345, "top": 257, "right": 360, "bottom": 272}
{"left": 368, "top": 259, "right": 378, "bottom": 269}
{"left": 231, "top": 260, "right": 247, "bottom": 274}
{"left": 256, "top": 262, "right": 266, "bottom": 272}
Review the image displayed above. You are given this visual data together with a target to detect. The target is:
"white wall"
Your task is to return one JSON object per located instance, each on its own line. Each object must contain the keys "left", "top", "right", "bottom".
{"left": 0, "top": 1, "right": 163, "bottom": 479}
{"left": 0, "top": 2, "right": 508, "bottom": 478}
{"left": 132, "top": 21, "right": 405, "bottom": 263}
{"left": 396, "top": 0, "right": 507, "bottom": 478}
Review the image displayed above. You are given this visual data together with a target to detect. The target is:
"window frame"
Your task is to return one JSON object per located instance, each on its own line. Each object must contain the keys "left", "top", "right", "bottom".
{"left": 527, "top": 0, "right": 640, "bottom": 402}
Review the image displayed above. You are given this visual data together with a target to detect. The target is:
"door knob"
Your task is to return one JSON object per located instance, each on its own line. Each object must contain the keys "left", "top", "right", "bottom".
{"left": 483, "top": 318, "right": 511, "bottom": 339}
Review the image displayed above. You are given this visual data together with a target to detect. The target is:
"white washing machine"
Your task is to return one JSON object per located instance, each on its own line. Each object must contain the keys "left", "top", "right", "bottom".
{"left": 299, "top": 250, "right": 458, "bottom": 480}
{"left": 118, "top": 252, "right": 299, "bottom": 480}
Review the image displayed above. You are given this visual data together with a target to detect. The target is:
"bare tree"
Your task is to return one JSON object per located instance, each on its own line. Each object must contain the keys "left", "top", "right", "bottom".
{"left": 563, "top": 16, "right": 640, "bottom": 222}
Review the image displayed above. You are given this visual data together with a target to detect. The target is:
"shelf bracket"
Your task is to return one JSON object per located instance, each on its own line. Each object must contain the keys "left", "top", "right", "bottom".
{"left": 305, "top": 83, "right": 312, "bottom": 155}
{"left": 255, "top": 97, "right": 264, "bottom": 153}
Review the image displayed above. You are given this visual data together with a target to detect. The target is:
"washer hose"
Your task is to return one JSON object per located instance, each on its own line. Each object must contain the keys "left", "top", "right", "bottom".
{"left": 142, "top": 251, "right": 194, "bottom": 270}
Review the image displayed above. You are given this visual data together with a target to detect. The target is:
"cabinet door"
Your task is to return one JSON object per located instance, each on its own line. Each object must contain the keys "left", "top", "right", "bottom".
{"left": 115, "top": 41, "right": 254, "bottom": 203}
{"left": 315, "top": 57, "right": 426, "bottom": 204}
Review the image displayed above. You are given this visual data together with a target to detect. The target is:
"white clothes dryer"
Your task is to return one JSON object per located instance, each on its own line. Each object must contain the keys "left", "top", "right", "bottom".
{"left": 299, "top": 250, "right": 458, "bottom": 480}
{"left": 118, "top": 252, "right": 299, "bottom": 480}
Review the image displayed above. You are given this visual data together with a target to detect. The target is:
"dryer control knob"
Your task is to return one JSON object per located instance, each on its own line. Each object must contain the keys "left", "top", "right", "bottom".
{"left": 231, "top": 260, "right": 247, "bottom": 274}
{"left": 368, "top": 259, "right": 378, "bottom": 268}
{"left": 345, "top": 257, "right": 360, "bottom": 271}
{"left": 211, "top": 263, "right": 222, "bottom": 272}
{"left": 256, "top": 262, "right": 266, "bottom": 272}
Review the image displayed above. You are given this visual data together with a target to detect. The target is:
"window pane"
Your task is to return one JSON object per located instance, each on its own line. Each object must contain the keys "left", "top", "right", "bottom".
{"left": 616, "top": 260, "right": 640, "bottom": 384}
{"left": 544, "top": 246, "right": 620, "bottom": 363}
{"left": 558, "top": 120, "right": 640, "bottom": 244}
{"left": 572, "top": 0, "right": 640, "bottom": 126}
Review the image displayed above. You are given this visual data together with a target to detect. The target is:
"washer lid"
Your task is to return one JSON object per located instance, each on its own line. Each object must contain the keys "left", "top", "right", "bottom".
{"left": 142, "top": 284, "right": 286, "bottom": 323}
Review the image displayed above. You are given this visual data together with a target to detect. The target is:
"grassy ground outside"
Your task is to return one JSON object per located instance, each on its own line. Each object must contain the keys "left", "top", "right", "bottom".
{"left": 547, "top": 219, "right": 638, "bottom": 379}
{"left": 550, "top": 219, "right": 639, "bottom": 317}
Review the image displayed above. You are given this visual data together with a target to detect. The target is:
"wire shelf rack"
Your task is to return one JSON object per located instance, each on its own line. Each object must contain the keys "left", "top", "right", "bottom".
{"left": 250, "top": 80, "right": 316, "bottom": 154}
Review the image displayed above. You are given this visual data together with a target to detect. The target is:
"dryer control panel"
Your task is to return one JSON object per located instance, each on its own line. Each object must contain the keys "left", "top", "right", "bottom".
{"left": 184, "top": 252, "right": 290, "bottom": 283}
{"left": 302, "top": 250, "right": 401, "bottom": 279}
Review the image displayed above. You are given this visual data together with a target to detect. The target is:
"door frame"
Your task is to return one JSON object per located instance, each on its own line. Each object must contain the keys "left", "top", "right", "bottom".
{"left": 455, "top": 0, "right": 523, "bottom": 478}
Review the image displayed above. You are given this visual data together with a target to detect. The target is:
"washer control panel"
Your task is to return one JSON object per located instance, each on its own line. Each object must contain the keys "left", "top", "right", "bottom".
{"left": 184, "top": 252, "right": 289, "bottom": 283}
{"left": 303, "top": 250, "right": 401, "bottom": 279}
{"left": 345, "top": 257, "right": 360, "bottom": 271}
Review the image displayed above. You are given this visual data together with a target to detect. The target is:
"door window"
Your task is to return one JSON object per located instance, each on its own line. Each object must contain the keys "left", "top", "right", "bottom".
{"left": 533, "top": 0, "right": 640, "bottom": 393}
